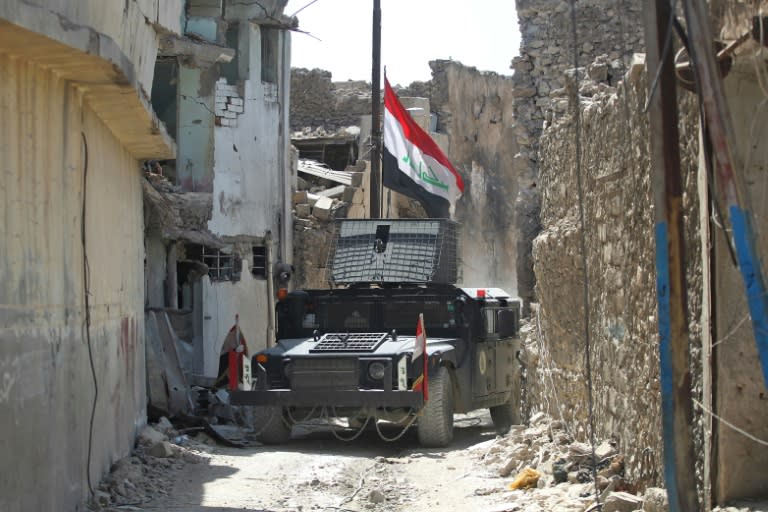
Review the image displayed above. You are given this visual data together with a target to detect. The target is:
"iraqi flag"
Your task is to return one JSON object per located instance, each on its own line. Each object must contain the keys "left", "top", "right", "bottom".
{"left": 383, "top": 78, "right": 464, "bottom": 218}
{"left": 411, "top": 313, "right": 429, "bottom": 402}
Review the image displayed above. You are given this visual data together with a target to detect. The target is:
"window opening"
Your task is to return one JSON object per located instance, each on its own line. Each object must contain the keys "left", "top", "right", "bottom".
{"left": 260, "top": 27, "right": 279, "bottom": 84}
{"left": 220, "top": 23, "right": 241, "bottom": 84}
{"left": 252, "top": 246, "right": 267, "bottom": 278}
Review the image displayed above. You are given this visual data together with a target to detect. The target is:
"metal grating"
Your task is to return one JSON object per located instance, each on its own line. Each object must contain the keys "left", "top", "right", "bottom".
{"left": 309, "top": 332, "right": 389, "bottom": 353}
{"left": 327, "top": 219, "right": 459, "bottom": 284}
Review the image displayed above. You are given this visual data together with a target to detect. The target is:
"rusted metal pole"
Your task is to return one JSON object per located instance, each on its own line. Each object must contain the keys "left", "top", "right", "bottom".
{"left": 369, "top": 0, "right": 382, "bottom": 218}
{"left": 643, "top": 1, "right": 701, "bottom": 510}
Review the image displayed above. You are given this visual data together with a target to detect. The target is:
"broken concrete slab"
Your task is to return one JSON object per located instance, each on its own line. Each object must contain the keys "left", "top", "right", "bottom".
{"left": 316, "top": 185, "right": 345, "bottom": 199}
{"left": 312, "top": 196, "right": 334, "bottom": 221}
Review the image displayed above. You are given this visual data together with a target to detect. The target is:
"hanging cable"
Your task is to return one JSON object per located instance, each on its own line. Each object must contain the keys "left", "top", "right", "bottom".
{"left": 81, "top": 132, "right": 98, "bottom": 496}
{"left": 567, "top": 0, "right": 600, "bottom": 504}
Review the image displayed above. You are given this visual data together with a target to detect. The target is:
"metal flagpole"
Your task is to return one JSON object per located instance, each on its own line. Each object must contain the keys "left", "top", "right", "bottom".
{"left": 369, "top": 0, "right": 382, "bottom": 219}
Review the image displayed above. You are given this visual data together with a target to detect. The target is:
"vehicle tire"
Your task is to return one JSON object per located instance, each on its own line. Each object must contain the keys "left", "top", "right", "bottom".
{"left": 417, "top": 366, "right": 454, "bottom": 447}
{"left": 252, "top": 406, "right": 291, "bottom": 444}
{"left": 489, "top": 399, "right": 521, "bottom": 434}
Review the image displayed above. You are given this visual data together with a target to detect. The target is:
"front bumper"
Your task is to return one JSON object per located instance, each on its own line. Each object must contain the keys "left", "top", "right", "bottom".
{"left": 229, "top": 388, "right": 424, "bottom": 408}
{"left": 229, "top": 360, "right": 424, "bottom": 408}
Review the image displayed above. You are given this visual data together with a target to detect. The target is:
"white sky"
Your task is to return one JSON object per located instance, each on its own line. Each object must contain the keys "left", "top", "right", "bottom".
{"left": 284, "top": 0, "right": 520, "bottom": 86}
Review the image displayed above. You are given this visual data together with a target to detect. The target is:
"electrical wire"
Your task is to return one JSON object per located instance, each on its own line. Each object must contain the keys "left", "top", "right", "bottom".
{"left": 81, "top": 132, "right": 98, "bottom": 496}
{"left": 567, "top": 0, "right": 600, "bottom": 503}
{"left": 693, "top": 399, "right": 768, "bottom": 447}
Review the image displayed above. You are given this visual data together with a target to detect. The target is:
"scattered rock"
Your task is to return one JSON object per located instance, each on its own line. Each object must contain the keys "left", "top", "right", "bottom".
{"left": 642, "top": 487, "right": 668, "bottom": 512}
{"left": 149, "top": 441, "right": 175, "bottom": 458}
{"left": 595, "top": 440, "right": 618, "bottom": 461}
{"left": 602, "top": 491, "right": 644, "bottom": 512}
{"left": 155, "top": 417, "right": 174, "bottom": 434}
{"left": 368, "top": 489, "right": 386, "bottom": 504}
{"left": 138, "top": 425, "right": 166, "bottom": 446}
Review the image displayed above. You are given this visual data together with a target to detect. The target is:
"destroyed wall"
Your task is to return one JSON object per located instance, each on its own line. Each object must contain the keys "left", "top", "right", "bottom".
{"left": 428, "top": 60, "right": 519, "bottom": 291}
{"left": 290, "top": 68, "right": 371, "bottom": 132}
{"left": 0, "top": 8, "right": 178, "bottom": 508}
{"left": 512, "top": 0, "right": 645, "bottom": 306}
{"left": 528, "top": 65, "right": 702, "bottom": 489}
{"left": 147, "top": 0, "right": 295, "bottom": 380}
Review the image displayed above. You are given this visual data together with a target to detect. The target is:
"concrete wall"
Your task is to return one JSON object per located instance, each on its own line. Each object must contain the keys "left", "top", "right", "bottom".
{"left": 178, "top": 64, "right": 217, "bottom": 192}
{"left": 713, "top": 62, "right": 768, "bottom": 502}
{"left": 528, "top": 66, "right": 702, "bottom": 489}
{"left": 0, "top": 0, "right": 183, "bottom": 96}
{"left": 208, "top": 26, "right": 285, "bottom": 237}
{"left": 0, "top": 54, "right": 147, "bottom": 512}
{"left": 427, "top": 61, "right": 519, "bottom": 293}
{"left": 0, "top": 4, "right": 176, "bottom": 508}
{"left": 201, "top": 266, "right": 271, "bottom": 376}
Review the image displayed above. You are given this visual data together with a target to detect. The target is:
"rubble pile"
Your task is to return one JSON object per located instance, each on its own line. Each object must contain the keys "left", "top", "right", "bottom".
{"left": 471, "top": 414, "right": 663, "bottom": 512}
{"left": 292, "top": 159, "right": 368, "bottom": 289}
{"left": 87, "top": 418, "right": 209, "bottom": 511}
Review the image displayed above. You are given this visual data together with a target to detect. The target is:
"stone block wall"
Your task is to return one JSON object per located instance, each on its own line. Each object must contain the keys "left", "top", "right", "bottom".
{"left": 512, "top": 0, "right": 645, "bottom": 307}
{"left": 290, "top": 68, "right": 371, "bottom": 132}
{"left": 528, "top": 65, "right": 703, "bottom": 489}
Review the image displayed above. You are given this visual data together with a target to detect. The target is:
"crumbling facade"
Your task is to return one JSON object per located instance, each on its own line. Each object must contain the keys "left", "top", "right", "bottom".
{"left": 511, "top": 0, "right": 645, "bottom": 307}
{"left": 528, "top": 62, "right": 702, "bottom": 490}
{"left": 517, "top": 0, "right": 768, "bottom": 505}
{"left": 0, "top": 2, "right": 179, "bottom": 510}
{"left": 427, "top": 60, "right": 519, "bottom": 291}
{"left": 144, "top": 0, "right": 295, "bottom": 385}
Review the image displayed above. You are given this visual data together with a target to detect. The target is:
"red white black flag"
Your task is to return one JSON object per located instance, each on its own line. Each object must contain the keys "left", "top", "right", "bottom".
{"left": 382, "top": 78, "right": 464, "bottom": 218}
{"left": 411, "top": 313, "right": 429, "bottom": 402}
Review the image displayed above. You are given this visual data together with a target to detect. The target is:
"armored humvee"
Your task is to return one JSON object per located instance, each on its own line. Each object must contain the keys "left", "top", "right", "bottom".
{"left": 230, "top": 219, "right": 523, "bottom": 447}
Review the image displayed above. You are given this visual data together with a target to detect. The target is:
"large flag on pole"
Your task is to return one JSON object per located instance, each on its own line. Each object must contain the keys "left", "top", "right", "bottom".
{"left": 382, "top": 78, "right": 464, "bottom": 218}
{"left": 411, "top": 313, "right": 429, "bottom": 402}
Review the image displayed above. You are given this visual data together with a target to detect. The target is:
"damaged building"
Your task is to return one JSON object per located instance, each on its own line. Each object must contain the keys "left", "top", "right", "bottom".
{"left": 0, "top": 1, "right": 295, "bottom": 510}
{"left": 143, "top": 0, "right": 295, "bottom": 399}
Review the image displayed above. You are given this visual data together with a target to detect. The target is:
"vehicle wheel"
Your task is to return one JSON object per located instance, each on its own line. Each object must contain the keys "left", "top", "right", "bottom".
{"left": 252, "top": 406, "right": 291, "bottom": 444}
{"left": 417, "top": 366, "right": 454, "bottom": 447}
{"left": 489, "top": 398, "right": 521, "bottom": 434}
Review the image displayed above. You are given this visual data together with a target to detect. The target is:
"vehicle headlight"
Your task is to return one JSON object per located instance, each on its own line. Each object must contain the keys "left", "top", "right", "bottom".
{"left": 368, "top": 361, "right": 386, "bottom": 380}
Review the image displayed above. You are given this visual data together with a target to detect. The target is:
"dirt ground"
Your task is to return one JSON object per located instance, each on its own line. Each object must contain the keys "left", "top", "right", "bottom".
{"left": 92, "top": 411, "right": 768, "bottom": 512}
{"left": 136, "top": 411, "right": 513, "bottom": 512}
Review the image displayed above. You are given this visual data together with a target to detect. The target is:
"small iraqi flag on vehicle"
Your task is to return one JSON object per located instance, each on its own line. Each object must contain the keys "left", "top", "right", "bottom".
{"left": 411, "top": 313, "right": 429, "bottom": 402}
{"left": 382, "top": 77, "right": 464, "bottom": 218}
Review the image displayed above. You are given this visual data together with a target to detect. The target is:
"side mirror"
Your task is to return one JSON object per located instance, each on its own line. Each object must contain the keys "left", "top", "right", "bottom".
{"left": 497, "top": 309, "right": 519, "bottom": 338}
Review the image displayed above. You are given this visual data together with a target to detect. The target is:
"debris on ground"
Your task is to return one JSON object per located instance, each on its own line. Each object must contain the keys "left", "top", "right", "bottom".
{"left": 86, "top": 418, "right": 210, "bottom": 511}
